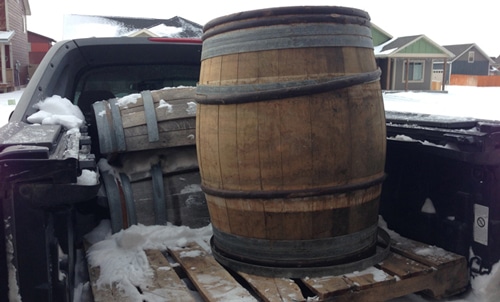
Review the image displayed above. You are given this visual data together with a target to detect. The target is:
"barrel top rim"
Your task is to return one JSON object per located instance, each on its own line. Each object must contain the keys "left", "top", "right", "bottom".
{"left": 203, "top": 5, "right": 370, "bottom": 32}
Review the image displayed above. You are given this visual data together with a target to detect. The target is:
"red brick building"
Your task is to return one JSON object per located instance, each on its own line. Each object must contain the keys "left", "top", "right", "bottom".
{"left": 27, "top": 30, "right": 54, "bottom": 79}
{"left": 0, "top": 0, "right": 31, "bottom": 91}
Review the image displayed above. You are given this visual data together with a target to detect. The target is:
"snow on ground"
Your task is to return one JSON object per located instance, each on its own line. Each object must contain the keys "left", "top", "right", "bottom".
{"left": 383, "top": 85, "right": 500, "bottom": 121}
{"left": 0, "top": 89, "right": 23, "bottom": 125}
{"left": 1, "top": 86, "right": 500, "bottom": 301}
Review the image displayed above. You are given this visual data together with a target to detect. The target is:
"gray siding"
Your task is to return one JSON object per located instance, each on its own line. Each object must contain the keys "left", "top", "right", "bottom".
{"left": 392, "top": 58, "right": 433, "bottom": 90}
{"left": 451, "top": 46, "right": 490, "bottom": 75}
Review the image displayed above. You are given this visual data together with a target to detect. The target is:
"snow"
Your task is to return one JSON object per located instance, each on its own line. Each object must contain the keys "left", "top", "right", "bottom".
{"left": 63, "top": 15, "right": 136, "bottom": 40}
{"left": 383, "top": 86, "right": 500, "bottom": 122}
{"left": 84, "top": 221, "right": 212, "bottom": 300}
{"left": 186, "top": 101, "right": 197, "bottom": 115}
{"left": 26, "top": 95, "right": 85, "bottom": 130}
{"left": 116, "top": 93, "right": 141, "bottom": 108}
{"left": 61, "top": 14, "right": 203, "bottom": 40}
{"left": 1, "top": 86, "right": 500, "bottom": 301}
{"left": 158, "top": 99, "right": 173, "bottom": 112}
{"left": 77, "top": 169, "right": 99, "bottom": 186}
{"left": 148, "top": 24, "right": 183, "bottom": 37}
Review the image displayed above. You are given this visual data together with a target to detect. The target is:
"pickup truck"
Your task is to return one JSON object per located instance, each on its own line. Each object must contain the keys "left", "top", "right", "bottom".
{"left": 0, "top": 35, "right": 498, "bottom": 302}
{"left": 0, "top": 37, "right": 204, "bottom": 301}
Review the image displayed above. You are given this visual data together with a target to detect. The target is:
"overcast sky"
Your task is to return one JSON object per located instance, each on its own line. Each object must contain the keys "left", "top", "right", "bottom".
{"left": 27, "top": 0, "right": 499, "bottom": 57}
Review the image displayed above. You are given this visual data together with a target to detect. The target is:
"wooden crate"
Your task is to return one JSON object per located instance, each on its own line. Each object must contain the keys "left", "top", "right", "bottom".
{"left": 87, "top": 234, "right": 469, "bottom": 302}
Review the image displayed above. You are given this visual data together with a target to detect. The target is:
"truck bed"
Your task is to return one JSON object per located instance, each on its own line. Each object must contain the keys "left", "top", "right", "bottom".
{"left": 87, "top": 232, "right": 469, "bottom": 302}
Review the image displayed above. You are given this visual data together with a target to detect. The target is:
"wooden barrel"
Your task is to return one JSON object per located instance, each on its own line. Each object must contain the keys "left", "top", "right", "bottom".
{"left": 98, "top": 146, "right": 210, "bottom": 233}
{"left": 196, "top": 6, "right": 388, "bottom": 277}
{"left": 93, "top": 87, "right": 197, "bottom": 155}
{"left": 92, "top": 87, "right": 210, "bottom": 231}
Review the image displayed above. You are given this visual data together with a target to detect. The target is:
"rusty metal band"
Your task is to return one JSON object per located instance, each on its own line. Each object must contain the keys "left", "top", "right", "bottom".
{"left": 196, "top": 69, "right": 381, "bottom": 105}
{"left": 201, "top": 173, "right": 385, "bottom": 199}
{"left": 109, "top": 99, "right": 126, "bottom": 152}
{"left": 98, "top": 160, "right": 124, "bottom": 233}
{"left": 212, "top": 224, "right": 378, "bottom": 266}
{"left": 211, "top": 227, "right": 391, "bottom": 278}
{"left": 202, "top": 6, "right": 370, "bottom": 40}
{"left": 141, "top": 90, "right": 160, "bottom": 143}
{"left": 201, "top": 22, "right": 373, "bottom": 60}
{"left": 151, "top": 163, "right": 167, "bottom": 225}
{"left": 92, "top": 101, "right": 114, "bottom": 154}
{"left": 119, "top": 173, "right": 137, "bottom": 226}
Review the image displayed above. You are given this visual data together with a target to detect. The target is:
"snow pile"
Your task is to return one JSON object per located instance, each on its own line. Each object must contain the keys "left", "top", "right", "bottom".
{"left": 84, "top": 220, "right": 212, "bottom": 298}
{"left": 469, "top": 262, "right": 500, "bottom": 302}
{"left": 27, "top": 95, "right": 85, "bottom": 129}
{"left": 116, "top": 93, "right": 141, "bottom": 108}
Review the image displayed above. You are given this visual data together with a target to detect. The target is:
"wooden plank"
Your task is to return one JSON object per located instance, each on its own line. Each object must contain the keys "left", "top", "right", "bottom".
{"left": 143, "top": 249, "right": 196, "bottom": 302}
{"left": 376, "top": 252, "right": 433, "bottom": 279}
{"left": 85, "top": 238, "right": 130, "bottom": 302}
{"left": 302, "top": 275, "right": 351, "bottom": 300}
{"left": 88, "top": 266, "right": 123, "bottom": 302}
{"left": 124, "top": 128, "right": 196, "bottom": 151}
{"left": 238, "top": 272, "right": 305, "bottom": 302}
{"left": 343, "top": 267, "right": 396, "bottom": 290}
{"left": 388, "top": 235, "right": 469, "bottom": 299}
{"left": 390, "top": 235, "right": 464, "bottom": 269}
{"left": 302, "top": 239, "right": 469, "bottom": 302}
{"left": 122, "top": 98, "right": 197, "bottom": 128}
{"left": 303, "top": 266, "right": 394, "bottom": 300}
{"left": 87, "top": 250, "right": 196, "bottom": 302}
{"left": 169, "top": 243, "right": 257, "bottom": 302}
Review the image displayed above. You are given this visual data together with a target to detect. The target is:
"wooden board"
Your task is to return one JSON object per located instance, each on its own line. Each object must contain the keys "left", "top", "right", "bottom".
{"left": 169, "top": 244, "right": 257, "bottom": 301}
{"left": 301, "top": 235, "right": 469, "bottom": 301}
{"left": 87, "top": 234, "right": 469, "bottom": 302}
{"left": 238, "top": 272, "right": 305, "bottom": 302}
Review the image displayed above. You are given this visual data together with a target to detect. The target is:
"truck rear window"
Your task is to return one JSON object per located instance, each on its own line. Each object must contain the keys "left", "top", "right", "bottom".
{"left": 74, "top": 64, "right": 200, "bottom": 101}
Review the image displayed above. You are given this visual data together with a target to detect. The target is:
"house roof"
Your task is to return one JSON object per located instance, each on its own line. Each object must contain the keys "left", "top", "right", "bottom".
{"left": 105, "top": 15, "right": 202, "bottom": 30}
{"left": 66, "top": 15, "right": 203, "bottom": 38}
{"left": 0, "top": 31, "right": 15, "bottom": 43}
{"left": 371, "top": 23, "right": 393, "bottom": 46}
{"left": 375, "top": 34, "right": 455, "bottom": 59}
{"left": 443, "top": 43, "right": 495, "bottom": 64}
{"left": 27, "top": 30, "right": 56, "bottom": 42}
{"left": 127, "top": 28, "right": 159, "bottom": 38}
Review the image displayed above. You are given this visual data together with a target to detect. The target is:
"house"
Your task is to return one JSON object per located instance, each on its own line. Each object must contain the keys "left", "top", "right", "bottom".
{"left": 491, "top": 55, "right": 500, "bottom": 75}
{"left": 434, "top": 43, "right": 494, "bottom": 83}
{"left": 371, "top": 23, "right": 393, "bottom": 47}
{"left": 0, "top": 0, "right": 31, "bottom": 91}
{"left": 27, "top": 30, "right": 55, "bottom": 79}
{"left": 373, "top": 34, "right": 454, "bottom": 91}
{"left": 63, "top": 15, "right": 203, "bottom": 40}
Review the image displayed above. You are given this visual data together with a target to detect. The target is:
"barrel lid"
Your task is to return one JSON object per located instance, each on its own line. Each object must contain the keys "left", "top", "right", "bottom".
{"left": 203, "top": 6, "right": 371, "bottom": 40}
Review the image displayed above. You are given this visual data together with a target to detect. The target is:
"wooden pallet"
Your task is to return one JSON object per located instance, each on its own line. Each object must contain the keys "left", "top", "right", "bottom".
{"left": 87, "top": 234, "right": 469, "bottom": 302}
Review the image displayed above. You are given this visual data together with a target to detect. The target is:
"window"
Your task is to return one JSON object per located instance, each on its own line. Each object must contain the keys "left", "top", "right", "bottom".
{"left": 74, "top": 64, "right": 200, "bottom": 100}
{"left": 403, "top": 60, "right": 424, "bottom": 82}
{"left": 468, "top": 51, "right": 475, "bottom": 63}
